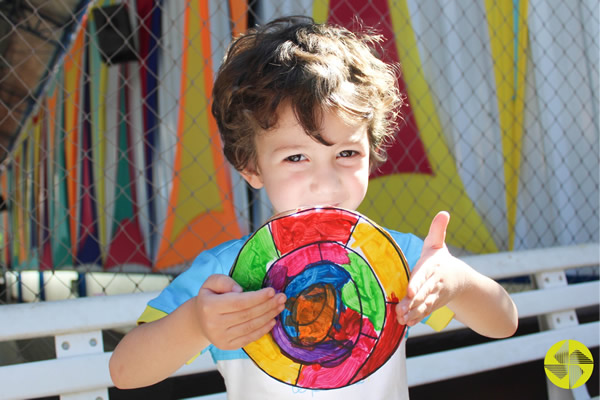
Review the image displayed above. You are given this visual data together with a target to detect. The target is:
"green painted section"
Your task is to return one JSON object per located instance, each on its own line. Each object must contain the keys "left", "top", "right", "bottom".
{"left": 231, "top": 227, "right": 279, "bottom": 292}
{"left": 341, "top": 251, "right": 385, "bottom": 331}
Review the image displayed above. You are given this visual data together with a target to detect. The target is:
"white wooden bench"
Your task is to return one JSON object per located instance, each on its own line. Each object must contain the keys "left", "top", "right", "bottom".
{"left": 0, "top": 243, "right": 598, "bottom": 400}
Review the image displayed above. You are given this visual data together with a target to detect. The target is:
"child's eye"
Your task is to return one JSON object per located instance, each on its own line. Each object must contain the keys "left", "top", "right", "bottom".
{"left": 338, "top": 150, "right": 358, "bottom": 158}
{"left": 285, "top": 154, "right": 306, "bottom": 162}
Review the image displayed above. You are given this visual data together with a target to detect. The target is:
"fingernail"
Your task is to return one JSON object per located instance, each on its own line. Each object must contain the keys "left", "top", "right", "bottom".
{"left": 232, "top": 284, "right": 243, "bottom": 293}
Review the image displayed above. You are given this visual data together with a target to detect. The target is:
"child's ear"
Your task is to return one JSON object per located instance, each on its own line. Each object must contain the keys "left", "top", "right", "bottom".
{"left": 240, "top": 167, "right": 264, "bottom": 189}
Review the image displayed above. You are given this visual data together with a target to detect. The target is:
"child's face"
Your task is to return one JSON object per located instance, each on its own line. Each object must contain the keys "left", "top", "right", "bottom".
{"left": 241, "top": 104, "right": 370, "bottom": 214}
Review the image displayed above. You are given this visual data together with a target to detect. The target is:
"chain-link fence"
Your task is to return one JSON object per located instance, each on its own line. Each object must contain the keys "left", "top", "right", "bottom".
{"left": 0, "top": 0, "right": 598, "bottom": 394}
{"left": 0, "top": 0, "right": 597, "bottom": 305}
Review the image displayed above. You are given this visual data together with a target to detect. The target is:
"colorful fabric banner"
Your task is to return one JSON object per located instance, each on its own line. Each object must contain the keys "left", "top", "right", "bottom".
{"left": 76, "top": 35, "right": 102, "bottom": 265}
{"left": 153, "top": 0, "right": 241, "bottom": 270}
{"left": 313, "top": 0, "right": 596, "bottom": 252}
{"left": 104, "top": 65, "right": 151, "bottom": 269}
{"left": 3, "top": 0, "right": 596, "bottom": 273}
{"left": 1, "top": 1, "right": 247, "bottom": 271}
{"left": 51, "top": 68, "right": 73, "bottom": 268}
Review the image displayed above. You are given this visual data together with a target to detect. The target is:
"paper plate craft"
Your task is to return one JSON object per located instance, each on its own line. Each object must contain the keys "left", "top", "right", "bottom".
{"left": 229, "top": 207, "right": 410, "bottom": 389}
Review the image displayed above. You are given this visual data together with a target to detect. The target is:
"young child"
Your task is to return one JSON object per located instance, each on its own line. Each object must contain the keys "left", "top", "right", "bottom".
{"left": 110, "top": 16, "right": 518, "bottom": 399}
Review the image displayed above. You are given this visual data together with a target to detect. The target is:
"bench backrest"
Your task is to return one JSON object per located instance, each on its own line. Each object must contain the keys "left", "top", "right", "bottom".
{"left": 0, "top": 243, "right": 598, "bottom": 400}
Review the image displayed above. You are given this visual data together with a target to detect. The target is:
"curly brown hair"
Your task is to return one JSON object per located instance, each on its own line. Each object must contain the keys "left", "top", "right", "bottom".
{"left": 212, "top": 16, "right": 402, "bottom": 172}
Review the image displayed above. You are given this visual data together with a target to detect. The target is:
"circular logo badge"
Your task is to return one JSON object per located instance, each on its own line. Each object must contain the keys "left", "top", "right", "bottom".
{"left": 229, "top": 207, "right": 410, "bottom": 389}
{"left": 544, "top": 339, "right": 594, "bottom": 389}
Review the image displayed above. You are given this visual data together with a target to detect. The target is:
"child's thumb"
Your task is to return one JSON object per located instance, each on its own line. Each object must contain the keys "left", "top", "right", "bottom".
{"left": 424, "top": 211, "right": 449, "bottom": 250}
{"left": 205, "top": 274, "right": 243, "bottom": 294}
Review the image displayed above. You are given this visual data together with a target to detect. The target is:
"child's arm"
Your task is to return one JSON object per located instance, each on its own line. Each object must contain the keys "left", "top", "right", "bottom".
{"left": 396, "top": 212, "right": 518, "bottom": 338}
{"left": 109, "top": 274, "right": 286, "bottom": 389}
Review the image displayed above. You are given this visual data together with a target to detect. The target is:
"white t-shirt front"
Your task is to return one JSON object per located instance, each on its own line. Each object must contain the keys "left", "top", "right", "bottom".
{"left": 217, "top": 339, "right": 409, "bottom": 400}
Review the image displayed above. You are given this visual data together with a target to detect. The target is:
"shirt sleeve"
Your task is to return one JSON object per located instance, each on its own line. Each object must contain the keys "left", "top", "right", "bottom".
{"left": 136, "top": 238, "right": 246, "bottom": 362}
{"left": 386, "top": 231, "right": 423, "bottom": 272}
{"left": 137, "top": 237, "right": 246, "bottom": 325}
{"left": 387, "top": 229, "right": 454, "bottom": 332}
{"left": 136, "top": 250, "right": 224, "bottom": 326}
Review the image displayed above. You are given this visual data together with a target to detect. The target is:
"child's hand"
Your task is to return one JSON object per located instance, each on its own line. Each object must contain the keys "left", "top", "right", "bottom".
{"left": 193, "top": 274, "right": 286, "bottom": 350}
{"left": 396, "top": 211, "right": 467, "bottom": 327}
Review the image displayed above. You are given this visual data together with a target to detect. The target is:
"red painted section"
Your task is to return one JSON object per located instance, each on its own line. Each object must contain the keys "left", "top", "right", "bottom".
{"left": 350, "top": 302, "right": 406, "bottom": 383}
{"left": 297, "top": 310, "right": 377, "bottom": 388}
{"left": 39, "top": 112, "right": 53, "bottom": 271}
{"left": 104, "top": 66, "right": 151, "bottom": 269}
{"left": 277, "top": 243, "right": 323, "bottom": 277}
{"left": 319, "top": 242, "right": 352, "bottom": 265}
{"left": 271, "top": 208, "right": 358, "bottom": 255}
{"left": 104, "top": 218, "right": 151, "bottom": 268}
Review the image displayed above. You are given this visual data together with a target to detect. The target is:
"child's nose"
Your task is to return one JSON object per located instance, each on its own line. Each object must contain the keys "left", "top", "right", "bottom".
{"left": 310, "top": 163, "right": 341, "bottom": 194}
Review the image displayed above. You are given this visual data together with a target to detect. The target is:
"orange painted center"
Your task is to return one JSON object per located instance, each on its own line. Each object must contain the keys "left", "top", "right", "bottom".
{"left": 293, "top": 284, "right": 337, "bottom": 345}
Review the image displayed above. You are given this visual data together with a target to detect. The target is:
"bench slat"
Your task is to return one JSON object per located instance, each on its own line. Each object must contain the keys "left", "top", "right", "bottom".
{"left": 407, "top": 321, "right": 600, "bottom": 387}
{"left": 512, "top": 280, "right": 599, "bottom": 318}
{"left": 0, "top": 292, "right": 158, "bottom": 341}
{"left": 0, "top": 350, "right": 217, "bottom": 400}
{"left": 0, "top": 352, "right": 112, "bottom": 400}
{"left": 3, "top": 321, "right": 598, "bottom": 400}
{"left": 408, "top": 280, "right": 599, "bottom": 337}
{"left": 461, "top": 243, "right": 598, "bottom": 279}
{"left": 4, "top": 279, "right": 597, "bottom": 342}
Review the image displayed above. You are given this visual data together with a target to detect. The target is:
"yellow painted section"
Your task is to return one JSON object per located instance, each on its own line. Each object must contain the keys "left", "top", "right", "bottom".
{"left": 155, "top": 0, "right": 240, "bottom": 269}
{"left": 172, "top": 0, "right": 222, "bottom": 236}
{"left": 511, "top": 1, "right": 528, "bottom": 249}
{"left": 13, "top": 146, "right": 24, "bottom": 263}
{"left": 485, "top": 0, "right": 528, "bottom": 250}
{"left": 89, "top": 6, "right": 108, "bottom": 259}
{"left": 245, "top": 334, "right": 303, "bottom": 385}
{"left": 350, "top": 222, "right": 409, "bottom": 300}
{"left": 425, "top": 306, "right": 454, "bottom": 331}
{"left": 361, "top": 0, "right": 498, "bottom": 254}
{"left": 137, "top": 305, "right": 168, "bottom": 324}
{"left": 313, "top": 0, "right": 330, "bottom": 24}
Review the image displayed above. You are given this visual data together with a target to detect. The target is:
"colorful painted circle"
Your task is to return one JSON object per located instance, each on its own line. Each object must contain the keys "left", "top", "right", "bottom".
{"left": 229, "top": 207, "right": 410, "bottom": 389}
